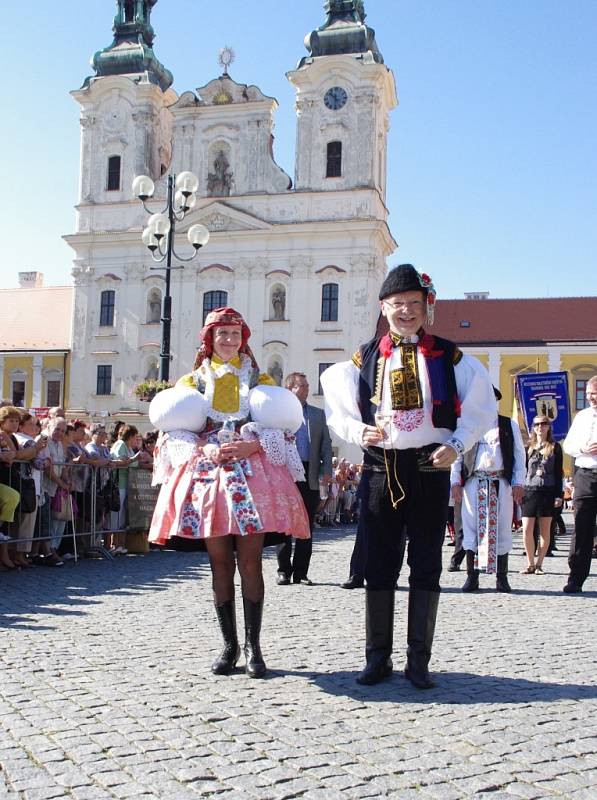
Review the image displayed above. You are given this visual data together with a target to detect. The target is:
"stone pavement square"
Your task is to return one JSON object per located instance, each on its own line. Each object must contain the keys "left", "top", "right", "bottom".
{"left": 1, "top": 512, "right": 595, "bottom": 798}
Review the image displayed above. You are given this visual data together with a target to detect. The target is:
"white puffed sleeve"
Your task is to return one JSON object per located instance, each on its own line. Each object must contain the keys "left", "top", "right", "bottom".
{"left": 320, "top": 361, "right": 367, "bottom": 447}
{"left": 453, "top": 355, "right": 497, "bottom": 454}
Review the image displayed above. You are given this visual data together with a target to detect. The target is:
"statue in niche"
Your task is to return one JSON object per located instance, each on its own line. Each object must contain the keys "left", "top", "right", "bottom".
{"left": 268, "top": 361, "right": 283, "bottom": 387}
{"left": 148, "top": 298, "right": 161, "bottom": 323}
{"left": 271, "top": 287, "right": 286, "bottom": 320}
{"left": 207, "top": 150, "right": 233, "bottom": 196}
{"left": 145, "top": 360, "right": 159, "bottom": 380}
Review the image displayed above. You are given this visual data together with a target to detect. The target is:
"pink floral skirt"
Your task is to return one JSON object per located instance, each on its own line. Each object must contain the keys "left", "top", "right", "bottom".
{"left": 149, "top": 451, "right": 309, "bottom": 545}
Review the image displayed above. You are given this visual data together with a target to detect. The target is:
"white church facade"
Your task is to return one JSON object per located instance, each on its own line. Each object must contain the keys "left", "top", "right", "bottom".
{"left": 65, "top": 0, "right": 397, "bottom": 425}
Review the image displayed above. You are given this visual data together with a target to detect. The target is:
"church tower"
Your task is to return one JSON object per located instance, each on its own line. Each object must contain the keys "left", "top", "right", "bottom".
{"left": 288, "top": 1, "right": 397, "bottom": 201}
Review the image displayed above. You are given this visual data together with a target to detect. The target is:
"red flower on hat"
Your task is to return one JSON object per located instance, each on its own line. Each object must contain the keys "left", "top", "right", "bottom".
{"left": 420, "top": 273, "right": 432, "bottom": 285}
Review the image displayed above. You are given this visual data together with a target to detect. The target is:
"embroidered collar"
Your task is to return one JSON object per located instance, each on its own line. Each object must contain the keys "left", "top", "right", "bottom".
{"left": 200, "top": 353, "right": 252, "bottom": 423}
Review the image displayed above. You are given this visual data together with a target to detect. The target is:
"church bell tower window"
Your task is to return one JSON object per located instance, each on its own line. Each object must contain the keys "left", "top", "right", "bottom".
{"left": 326, "top": 141, "right": 342, "bottom": 178}
{"left": 107, "top": 156, "right": 121, "bottom": 191}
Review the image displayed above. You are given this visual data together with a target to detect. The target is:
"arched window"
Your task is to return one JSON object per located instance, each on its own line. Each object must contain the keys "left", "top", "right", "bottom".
{"left": 326, "top": 141, "right": 342, "bottom": 178}
{"left": 124, "top": 1, "right": 134, "bottom": 22}
{"left": 100, "top": 290, "right": 115, "bottom": 327}
{"left": 321, "top": 283, "right": 338, "bottom": 322}
{"left": 146, "top": 288, "right": 162, "bottom": 323}
{"left": 203, "top": 290, "right": 228, "bottom": 324}
{"left": 107, "top": 155, "right": 121, "bottom": 191}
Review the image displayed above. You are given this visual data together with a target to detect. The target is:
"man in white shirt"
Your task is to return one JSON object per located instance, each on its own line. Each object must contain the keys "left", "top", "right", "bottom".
{"left": 321, "top": 264, "right": 495, "bottom": 688}
{"left": 562, "top": 375, "right": 597, "bottom": 593}
{"left": 451, "top": 388, "right": 526, "bottom": 593}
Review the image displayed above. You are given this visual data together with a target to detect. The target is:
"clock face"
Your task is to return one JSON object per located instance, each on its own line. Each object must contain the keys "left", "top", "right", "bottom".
{"left": 324, "top": 86, "right": 348, "bottom": 110}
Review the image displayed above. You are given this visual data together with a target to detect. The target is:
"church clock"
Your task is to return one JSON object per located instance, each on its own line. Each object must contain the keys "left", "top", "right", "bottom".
{"left": 323, "top": 86, "right": 348, "bottom": 110}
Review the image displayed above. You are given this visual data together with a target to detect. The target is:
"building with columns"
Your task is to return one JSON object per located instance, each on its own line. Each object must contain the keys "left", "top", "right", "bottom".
{"left": 65, "top": 0, "right": 397, "bottom": 422}
{"left": 0, "top": 273, "right": 71, "bottom": 411}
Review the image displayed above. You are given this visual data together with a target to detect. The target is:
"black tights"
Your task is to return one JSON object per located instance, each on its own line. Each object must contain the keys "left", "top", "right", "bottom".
{"left": 205, "top": 534, "right": 265, "bottom": 604}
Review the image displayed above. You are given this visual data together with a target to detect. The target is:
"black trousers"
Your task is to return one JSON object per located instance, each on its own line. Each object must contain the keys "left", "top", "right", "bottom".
{"left": 569, "top": 468, "right": 597, "bottom": 586}
{"left": 276, "top": 468, "right": 320, "bottom": 580}
{"left": 359, "top": 448, "right": 450, "bottom": 592}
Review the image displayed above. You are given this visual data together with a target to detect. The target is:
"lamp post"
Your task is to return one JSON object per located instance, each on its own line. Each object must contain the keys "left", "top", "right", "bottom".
{"left": 132, "top": 172, "right": 210, "bottom": 382}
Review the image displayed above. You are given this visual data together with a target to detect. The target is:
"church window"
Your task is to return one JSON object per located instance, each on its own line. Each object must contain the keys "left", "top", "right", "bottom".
{"left": 96, "top": 365, "right": 112, "bottom": 396}
{"left": 318, "top": 363, "right": 334, "bottom": 395}
{"left": 321, "top": 283, "right": 338, "bottom": 322}
{"left": 107, "top": 156, "right": 121, "bottom": 191}
{"left": 203, "top": 290, "right": 228, "bottom": 324}
{"left": 100, "top": 290, "right": 115, "bottom": 327}
{"left": 326, "top": 141, "right": 342, "bottom": 178}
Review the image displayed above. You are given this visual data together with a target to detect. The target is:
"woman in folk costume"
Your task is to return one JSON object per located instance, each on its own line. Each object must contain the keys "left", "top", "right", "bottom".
{"left": 149, "top": 307, "right": 309, "bottom": 678}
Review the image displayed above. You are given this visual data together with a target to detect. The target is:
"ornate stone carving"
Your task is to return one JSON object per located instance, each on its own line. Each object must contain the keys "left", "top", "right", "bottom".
{"left": 207, "top": 150, "right": 233, "bottom": 197}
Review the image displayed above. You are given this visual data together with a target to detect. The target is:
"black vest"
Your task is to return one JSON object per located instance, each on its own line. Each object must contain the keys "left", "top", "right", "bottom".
{"left": 357, "top": 334, "right": 460, "bottom": 431}
{"left": 461, "top": 415, "right": 515, "bottom": 485}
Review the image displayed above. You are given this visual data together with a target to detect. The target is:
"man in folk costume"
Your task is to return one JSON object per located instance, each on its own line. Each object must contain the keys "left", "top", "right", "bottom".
{"left": 320, "top": 264, "right": 495, "bottom": 688}
{"left": 450, "top": 387, "right": 526, "bottom": 593}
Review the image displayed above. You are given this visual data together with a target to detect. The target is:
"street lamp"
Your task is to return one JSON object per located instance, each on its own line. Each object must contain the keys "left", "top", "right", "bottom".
{"left": 133, "top": 172, "right": 210, "bottom": 382}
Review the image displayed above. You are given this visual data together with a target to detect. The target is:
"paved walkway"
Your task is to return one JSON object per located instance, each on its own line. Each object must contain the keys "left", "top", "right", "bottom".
{"left": 1, "top": 514, "right": 596, "bottom": 799}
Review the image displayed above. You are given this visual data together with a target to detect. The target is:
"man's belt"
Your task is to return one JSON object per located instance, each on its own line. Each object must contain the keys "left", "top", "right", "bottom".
{"left": 472, "top": 470, "right": 504, "bottom": 479}
{"left": 363, "top": 443, "right": 449, "bottom": 473}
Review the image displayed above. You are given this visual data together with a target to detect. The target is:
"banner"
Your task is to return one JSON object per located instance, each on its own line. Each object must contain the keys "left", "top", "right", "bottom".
{"left": 515, "top": 372, "right": 570, "bottom": 441}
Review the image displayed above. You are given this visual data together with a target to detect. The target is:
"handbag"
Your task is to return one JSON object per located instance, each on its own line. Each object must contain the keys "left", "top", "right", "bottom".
{"left": 17, "top": 478, "right": 37, "bottom": 514}
{"left": 51, "top": 489, "right": 77, "bottom": 521}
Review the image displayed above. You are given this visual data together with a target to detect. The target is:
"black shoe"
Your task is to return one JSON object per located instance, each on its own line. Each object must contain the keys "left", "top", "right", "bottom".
{"left": 357, "top": 656, "right": 393, "bottom": 685}
{"left": 447, "top": 561, "right": 461, "bottom": 572}
{"left": 461, "top": 551, "right": 479, "bottom": 592}
{"left": 211, "top": 601, "right": 240, "bottom": 675}
{"left": 276, "top": 573, "right": 290, "bottom": 585}
{"left": 563, "top": 581, "right": 583, "bottom": 594}
{"left": 341, "top": 575, "right": 364, "bottom": 589}
{"left": 243, "top": 597, "right": 267, "bottom": 678}
{"left": 495, "top": 554, "right": 511, "bottom": 593}
{"left": 293, "top": 577, "right": 313, "bottom": 586}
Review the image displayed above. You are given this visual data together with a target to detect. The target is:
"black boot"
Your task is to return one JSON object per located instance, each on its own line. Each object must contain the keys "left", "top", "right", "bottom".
{"left": 404, "top": 589, "right": 439, "bottom": 689}
{"left": 211, "top": 600, "right": 240, "bottom": 675}
{"left": 461, "top": 551, "right": 480, "bottom": 592}
{"left": 243, "top": 597, "right": 266, "bottom": 678}
{"left": 447, "top": 548, "right": 466, "bottom": 572}
{"left": 341, "top": 574, "right": 365, "bottom": 589}
{"left": 356, "top": 589, "right": 394, "bottom": 685}
{"left": 495, "top": 554, "right": 511, "bottom": 592}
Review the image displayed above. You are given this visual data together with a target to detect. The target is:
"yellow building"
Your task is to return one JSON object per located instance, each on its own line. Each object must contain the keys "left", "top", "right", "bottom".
{"left": 0, "top": 273, "right": 72, "bottom": 411}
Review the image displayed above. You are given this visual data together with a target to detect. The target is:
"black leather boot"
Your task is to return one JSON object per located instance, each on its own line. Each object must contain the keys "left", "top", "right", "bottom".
{"left": 495, "top": 554, "right": 511, "bottom": 592}
{"left": 461, "top": 550, "right": 480, "bottom": 592}
{"left": 341, "top": 574, "right": 365, "bottom": 589}
{"left": 404, "top": 589, "right": 440, "bottom": 689}
{"left": 356, "top": 589, "right": 394, "bottom": 685}
{"left": 211, "top": 600, "right": 240, "bottom": 675}
{"left": 447, "top": 548, "right": 466, "bottom": 572}
{"left": 243, "top": 597, "right": 266, "bottom": 678}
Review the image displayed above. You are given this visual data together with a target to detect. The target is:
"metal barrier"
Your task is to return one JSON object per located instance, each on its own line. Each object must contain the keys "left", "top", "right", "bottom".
{"left": 0, "top": 461, "right": 156, "bottom": 564}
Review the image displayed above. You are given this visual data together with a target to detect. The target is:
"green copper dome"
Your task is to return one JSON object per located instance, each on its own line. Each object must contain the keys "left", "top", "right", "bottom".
{"left": 301, "top": 1, "right": 383, "bottom": 65}
{"left": 90, "top": 0, "right": 173, "bottom": 91}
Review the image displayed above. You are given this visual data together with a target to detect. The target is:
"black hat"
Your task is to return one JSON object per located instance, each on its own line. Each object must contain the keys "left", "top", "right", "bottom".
{"left": 379, "top": 264, "right": 428, "bottom": 301}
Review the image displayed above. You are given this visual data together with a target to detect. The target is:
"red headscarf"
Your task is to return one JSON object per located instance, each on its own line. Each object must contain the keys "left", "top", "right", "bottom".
{"left": 193, "top": 307, "right": 258, "bottom": 369}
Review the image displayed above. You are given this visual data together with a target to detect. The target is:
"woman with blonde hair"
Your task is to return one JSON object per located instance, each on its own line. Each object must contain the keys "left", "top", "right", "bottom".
{"left": 520, "top": 415, "right": 563, "bottom": 574}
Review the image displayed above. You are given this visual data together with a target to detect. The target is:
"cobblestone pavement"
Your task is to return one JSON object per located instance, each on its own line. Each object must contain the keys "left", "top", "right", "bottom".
{"left": 1, "top": 512, "right": 596, "bottom": 799}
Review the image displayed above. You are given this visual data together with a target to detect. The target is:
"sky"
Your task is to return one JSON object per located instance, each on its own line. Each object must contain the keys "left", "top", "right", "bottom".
{"left": 1, "top": 0, "right": 596, "bottom": 298}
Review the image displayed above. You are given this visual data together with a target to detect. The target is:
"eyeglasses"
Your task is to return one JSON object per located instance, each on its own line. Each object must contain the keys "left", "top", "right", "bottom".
{"left": 534, "top": 422, "right": 549, "bottom": 428}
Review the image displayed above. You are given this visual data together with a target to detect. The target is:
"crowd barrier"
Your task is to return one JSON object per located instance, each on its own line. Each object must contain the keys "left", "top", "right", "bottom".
{"left": 0, "top": 462, "right": 160, "bottom": 563}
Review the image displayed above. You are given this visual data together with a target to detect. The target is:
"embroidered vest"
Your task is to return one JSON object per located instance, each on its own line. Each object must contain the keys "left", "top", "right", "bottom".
{"left": 461, "top": 415, "right": 515, "bottom": 485}
{"left": 356, "top": 334, "right": 460, "bottom": 431}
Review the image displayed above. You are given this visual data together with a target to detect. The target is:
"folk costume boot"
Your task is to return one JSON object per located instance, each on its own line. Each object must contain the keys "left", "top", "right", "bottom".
{"left": 356, "top": 589, "right": 395, "bottom": 686}
{"left": 211, "top": 600, "right": 240, "bottom": 675}
{"left": 242, "top": 597, "right": 267, "bottom": 679}
{"left": 404, "top": 589, "right": 440, "bottom": 690}
{"left": 447, "top": 548, "right": 466, "bottom": 572}
{"left": 461, "top": 551, "right": 480, "bottom": 592}
{"left": 495, "top": 554, "right": 512, "bottom": 593}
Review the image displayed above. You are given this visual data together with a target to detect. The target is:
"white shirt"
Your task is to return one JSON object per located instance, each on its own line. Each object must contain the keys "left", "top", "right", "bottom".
{"left": 563, "top": 406, "right": 597, "bottom": 468}
{"left": 320, "top": 344, "right": 495, "bottom": 453}
{"left": 450, "top": 417, "right": 526, "bottom": 486}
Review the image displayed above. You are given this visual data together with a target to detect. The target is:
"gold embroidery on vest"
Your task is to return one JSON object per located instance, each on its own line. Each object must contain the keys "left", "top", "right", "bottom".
{"left": 370, "top": 355, "right": 386, "bottom": 407}
{"left": 351, "top": 349, "right": 362, "bottom": 369}
{"left": 389, "top": 344, "right": 423, "bottom": 410}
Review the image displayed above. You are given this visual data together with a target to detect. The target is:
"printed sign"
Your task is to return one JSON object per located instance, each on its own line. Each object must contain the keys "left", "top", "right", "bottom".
{"left": 127, "top": 467, "right": 160, "bottom": 531}
{"left": 515, "top": 372, "right": 570, "bottom": 441}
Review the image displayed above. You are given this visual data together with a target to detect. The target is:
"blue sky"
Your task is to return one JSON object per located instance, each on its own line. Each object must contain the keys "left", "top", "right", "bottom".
{"left": 1, "top": 0, "right": 596, "bottom": 298}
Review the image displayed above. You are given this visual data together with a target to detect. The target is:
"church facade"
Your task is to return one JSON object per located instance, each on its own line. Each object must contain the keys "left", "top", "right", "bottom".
{"left": 65, "top": 0, "right": 397, "bottom": 422}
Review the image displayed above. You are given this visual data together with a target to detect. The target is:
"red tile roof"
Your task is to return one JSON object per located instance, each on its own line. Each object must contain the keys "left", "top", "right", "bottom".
{"left": 377, "top": 297, "right": 597, "bottom": 345}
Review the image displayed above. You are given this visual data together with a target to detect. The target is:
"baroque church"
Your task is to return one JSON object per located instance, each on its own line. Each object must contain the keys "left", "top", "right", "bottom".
{"left": 65, "top": 0, "right": 397, "bottom": 421}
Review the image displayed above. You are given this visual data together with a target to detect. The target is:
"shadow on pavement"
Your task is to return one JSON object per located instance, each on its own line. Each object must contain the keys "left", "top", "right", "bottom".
{"left": 290, "top": 669, "right": 597, "bottom": 704}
